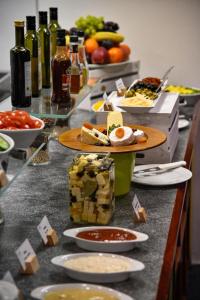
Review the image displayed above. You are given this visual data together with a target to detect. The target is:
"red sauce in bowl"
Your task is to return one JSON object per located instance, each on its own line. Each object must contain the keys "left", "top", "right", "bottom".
{"left": 76, "top": 228, "right": 137, "bottom": 241}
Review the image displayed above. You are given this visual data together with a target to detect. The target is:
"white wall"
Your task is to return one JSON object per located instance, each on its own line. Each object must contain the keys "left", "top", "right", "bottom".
{"left": 1, "top": 0, "right": 200, "bottom": 87}
{"left": 0, "top": 0, "right": 37, "bottom": 72}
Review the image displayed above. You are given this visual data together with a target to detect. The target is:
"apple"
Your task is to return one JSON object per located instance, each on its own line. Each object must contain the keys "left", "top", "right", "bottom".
{"left": 91, "top": 47, "right": 109, "bottom": 64}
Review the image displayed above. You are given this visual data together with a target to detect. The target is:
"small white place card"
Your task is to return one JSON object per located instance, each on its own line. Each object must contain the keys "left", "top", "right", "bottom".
{"left": 37, "top": 215, "right": 52, "bottom": 245}
{"left": 3, "top": 271, "right": 16, "bottom": 285}
{"left": 15, "top": 239, "right": 36, "bottom": 271}
{"left": 37, "top": 215, "right": 59, "bottom": 246}
{"left": 115, "top": 78, "right": 126, "bottom": 91}
{"left": 132, "top": 194, "right": 141, "bottom": 219}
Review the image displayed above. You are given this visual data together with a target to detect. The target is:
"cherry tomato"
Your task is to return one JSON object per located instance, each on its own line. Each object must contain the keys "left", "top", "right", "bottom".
{"left": 32, "top": 120, "right": 42, "bottom": 128}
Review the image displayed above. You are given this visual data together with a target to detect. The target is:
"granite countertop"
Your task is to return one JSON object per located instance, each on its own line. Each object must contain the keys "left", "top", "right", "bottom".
{"left": 0, "top": 109, "right": 191, "bottom": 300}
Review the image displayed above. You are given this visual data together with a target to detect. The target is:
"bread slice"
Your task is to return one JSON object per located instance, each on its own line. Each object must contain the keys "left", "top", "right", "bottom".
{"left": 81, "top": 126, "right": 109, "bottom": 146}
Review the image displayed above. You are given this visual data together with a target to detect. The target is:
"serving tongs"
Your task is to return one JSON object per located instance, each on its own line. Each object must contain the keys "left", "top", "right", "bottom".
{"left": 155, "top": 65, "right": 175, "bottom": 93}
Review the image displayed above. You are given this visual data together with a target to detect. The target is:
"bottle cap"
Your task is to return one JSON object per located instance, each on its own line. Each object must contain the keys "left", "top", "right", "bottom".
{"left": 39, "top": 11, "right": 48, "bottom": 25}
{"left": 70, "top": 35, "right": 78, "bottom": 43}
{"left": 57, "top": 29, "right": 66, "bottom": 38}
{"left": 56, "top": 29, "right": 66, "bottom": 46}
{"left": 77, "top": 29, "right": 84, "bottom": 38}
{"left": 50, "top": 7, "right": 58, "bottom": 21}
{"left": 14, "top": 20, "right": 24, "bottom": 27}
{"left": 26, "top": 16, "right": 36, "bottom": 30}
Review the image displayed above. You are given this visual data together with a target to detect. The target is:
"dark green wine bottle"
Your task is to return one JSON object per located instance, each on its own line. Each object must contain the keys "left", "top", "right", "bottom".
{"left": 49, "top": 7, "right": 60, "bottom": 59}
{"left": 25, "top": 16, "right": 39, "bottom": 97}
{"left": 10, "top": 21, "right": 31, "bottom": 107}
{"left": 38, "top": 11, "right": 50, "bottom": 88}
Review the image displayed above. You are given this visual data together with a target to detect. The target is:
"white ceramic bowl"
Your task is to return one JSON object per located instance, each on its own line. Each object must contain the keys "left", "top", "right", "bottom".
{"left": 51, "top": 253, "right": 145, "bottom": 283}
{"left": 0, "top": 133, "right": 15, "bottom": 159}
{"left": 31, "top": 283, "right": 134, "bottom": 300}
{"left": 63, "top": 226, "right": 149, "bottom": 252}
{"left": 0, "top": 116, "right": 45, "bottom": 149}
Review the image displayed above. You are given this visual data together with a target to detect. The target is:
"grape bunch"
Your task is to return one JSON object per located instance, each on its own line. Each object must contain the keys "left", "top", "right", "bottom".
{"left": 103, "top": 21, "right": 119, "bottom": 32}
{"left": 75, "top": 15, "right": 104, "bottom": 37}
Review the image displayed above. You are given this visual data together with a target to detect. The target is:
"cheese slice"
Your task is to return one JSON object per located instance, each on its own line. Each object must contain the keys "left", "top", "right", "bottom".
{"left": 107, "top": 111, "right": 123, "bottom": 135}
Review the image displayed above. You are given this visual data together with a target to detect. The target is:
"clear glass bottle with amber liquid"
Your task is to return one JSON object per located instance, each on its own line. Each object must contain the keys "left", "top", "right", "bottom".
{"left": 69, "top": 35, "right": 81, "bottom": 94}
{"left": 25, "top": 16, "right": 39, "bottom": 97}
{"left": 10, "top": 21, "right": 31, "bottom": 107}
{"left": 49, "top": 7, "right": 60, "bottom": 59}
{"left": 37, "top": 11, "right": 50, "bottom": 88}
{"left": 78, "top": 29, "right": 89, "bottom": 87}
{"left": 51, "top": 29, "right": 71, "bottom": 106}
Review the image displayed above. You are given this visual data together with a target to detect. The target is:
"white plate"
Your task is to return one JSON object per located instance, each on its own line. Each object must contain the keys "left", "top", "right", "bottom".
{"left": 178, "top": 119, "right": 190, "bottom": 130}
{"left": 132, "top": 164, "right": 192, "bottom": 186}
{"left": 114, "top": 79, "right": 168, "bottom": 113}
{"left": 0, "top": 280, "right": 19, "bottom": 299}
{"left": 63, "top": 226, "right": 149, "bottom": 252}
{"left": 51, "top": 253, "right": 145, "bottom": 283}
{"left": 31, "top": 283, "right": 134, "bottom": 300}
{"left": 89, "top": 60, "right": 131, "bottom": 70}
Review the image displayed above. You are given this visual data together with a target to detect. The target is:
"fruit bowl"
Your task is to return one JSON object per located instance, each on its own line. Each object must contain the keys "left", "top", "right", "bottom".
{"left": 0, "top": 116, "right": 45, "bottom": 149}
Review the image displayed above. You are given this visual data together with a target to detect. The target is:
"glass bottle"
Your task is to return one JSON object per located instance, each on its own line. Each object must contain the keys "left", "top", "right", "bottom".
{"left": 37, "top": 11, "right": 50, "bottom": 88}
{"left": 25, "top": 16, "right": 39, "bottom": 97}
{"left": 69, "top": 35, "right": 81, "bottom": 94}
{"left": 10, "top": 21, "right": 31, "bottom": 107}
{"left": 51, "top": 29, "right": 71, "bottom": 106}
{"left": 78, "top": 29, "right": 89, "bottom": 87}
{"left": 49, "top": 7, "right": 60, "bottom": 59}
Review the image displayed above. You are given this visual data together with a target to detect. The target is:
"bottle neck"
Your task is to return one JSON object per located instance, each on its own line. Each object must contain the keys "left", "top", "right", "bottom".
{"left": 55, "top": 45, "right": 67, "bottom": 54}
{"left": 15, "top": 26, "right": 24, "bottom": 46}
{"left": 39, "top": 23, "right": 47, "bottom": 28}
{"left": 70, "top": 44, "right": 78, "bottom": 54}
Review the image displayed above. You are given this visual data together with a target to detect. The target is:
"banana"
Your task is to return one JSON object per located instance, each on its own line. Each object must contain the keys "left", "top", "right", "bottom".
{"left": 92, "top": 32, "right": 124, "bottom": 43}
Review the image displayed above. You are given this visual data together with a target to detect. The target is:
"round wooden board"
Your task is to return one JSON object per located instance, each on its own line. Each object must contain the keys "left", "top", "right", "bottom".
{"left": 58, "top": 125, "right": 166, "bottom": 153}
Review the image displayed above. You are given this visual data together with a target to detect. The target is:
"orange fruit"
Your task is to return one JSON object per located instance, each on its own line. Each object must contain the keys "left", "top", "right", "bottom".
{"left": 119, "top": 44, "right": 131, "bottom": 60}
{"left": 84, "top": 38, "right": 99, "bottom": 54}
{"left": 108, "top": 47, "right": 124, "bottom": 63}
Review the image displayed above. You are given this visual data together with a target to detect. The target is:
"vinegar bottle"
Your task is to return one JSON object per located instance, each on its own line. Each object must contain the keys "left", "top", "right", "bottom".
{"left": 69, "top": 35, "right": 81, "bottom": 94}
{"left": 25, "top": 16, "right": 39, "bottom": 97}
{"left": 78, "top": 29, "right": 89, "bottom": 87}
{"left": 10, "top": 21, "right": 31, "bottom": 107}
{"left": 51, "top": 29, "right": 71, "bottom": 106}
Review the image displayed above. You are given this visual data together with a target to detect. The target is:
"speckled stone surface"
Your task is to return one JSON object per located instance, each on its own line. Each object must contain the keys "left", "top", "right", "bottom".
{"left": 0, "top": 110, "right": 190, "bottom": 300}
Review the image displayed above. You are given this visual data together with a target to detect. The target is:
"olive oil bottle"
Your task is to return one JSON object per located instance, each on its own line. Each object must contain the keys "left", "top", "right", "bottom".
{"left": 25, "top": 16, "right": 39, "bottom": 97}
{"left": 78, "top": 29, "right": 89, "bottom": 87}
{"left": 38, "top": 11, "right": 50, "bottom": 88}
{"left": 49, "top": 7, "right": 60, "bottom": 59}
{"left": 10, "top": 21, "right": 31, "bottom": 107}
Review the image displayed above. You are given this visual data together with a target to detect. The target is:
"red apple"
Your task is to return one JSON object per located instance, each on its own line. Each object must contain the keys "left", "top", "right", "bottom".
{"left": 91, "top": 47, "right": 109, "bottom": 64}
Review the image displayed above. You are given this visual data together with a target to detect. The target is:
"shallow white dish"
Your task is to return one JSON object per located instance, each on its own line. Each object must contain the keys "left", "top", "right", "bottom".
{"left": 51, "top": 253, "right": 145, "bottom": 283}
{"left": 63, "top": 226, "right": 149, "bottom": 252}
{"left": 0, "top": 133, "right": 15, "bottom": 157}
{"left": 114, "top": 79, "right": 168, "bottom": 113}
{"left": 132, "top": 164, "right": 192, "bottom": 186}
{"left": 0, "top": 280, "right": 19, "bottom": 299}
{"left": 178, "top": 119, "right": 190, "bottom": 130}
{"left": 0, "top": 116, "right": 45, "bottom": 149}
{"left": 31, "top": 283, "right": 134, "bottom": 300}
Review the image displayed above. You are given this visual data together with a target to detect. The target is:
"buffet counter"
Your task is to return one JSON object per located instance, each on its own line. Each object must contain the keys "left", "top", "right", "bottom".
{"left": 0, "top": 104, "right": 195, "bottom": 299}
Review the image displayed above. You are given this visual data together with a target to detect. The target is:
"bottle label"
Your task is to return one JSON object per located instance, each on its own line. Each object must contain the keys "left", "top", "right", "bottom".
{"left": 62, "top": 74, "right": 70, "bottom": 91}
{"left": 24, "top": 61, "right": 31, "bottom": 97}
